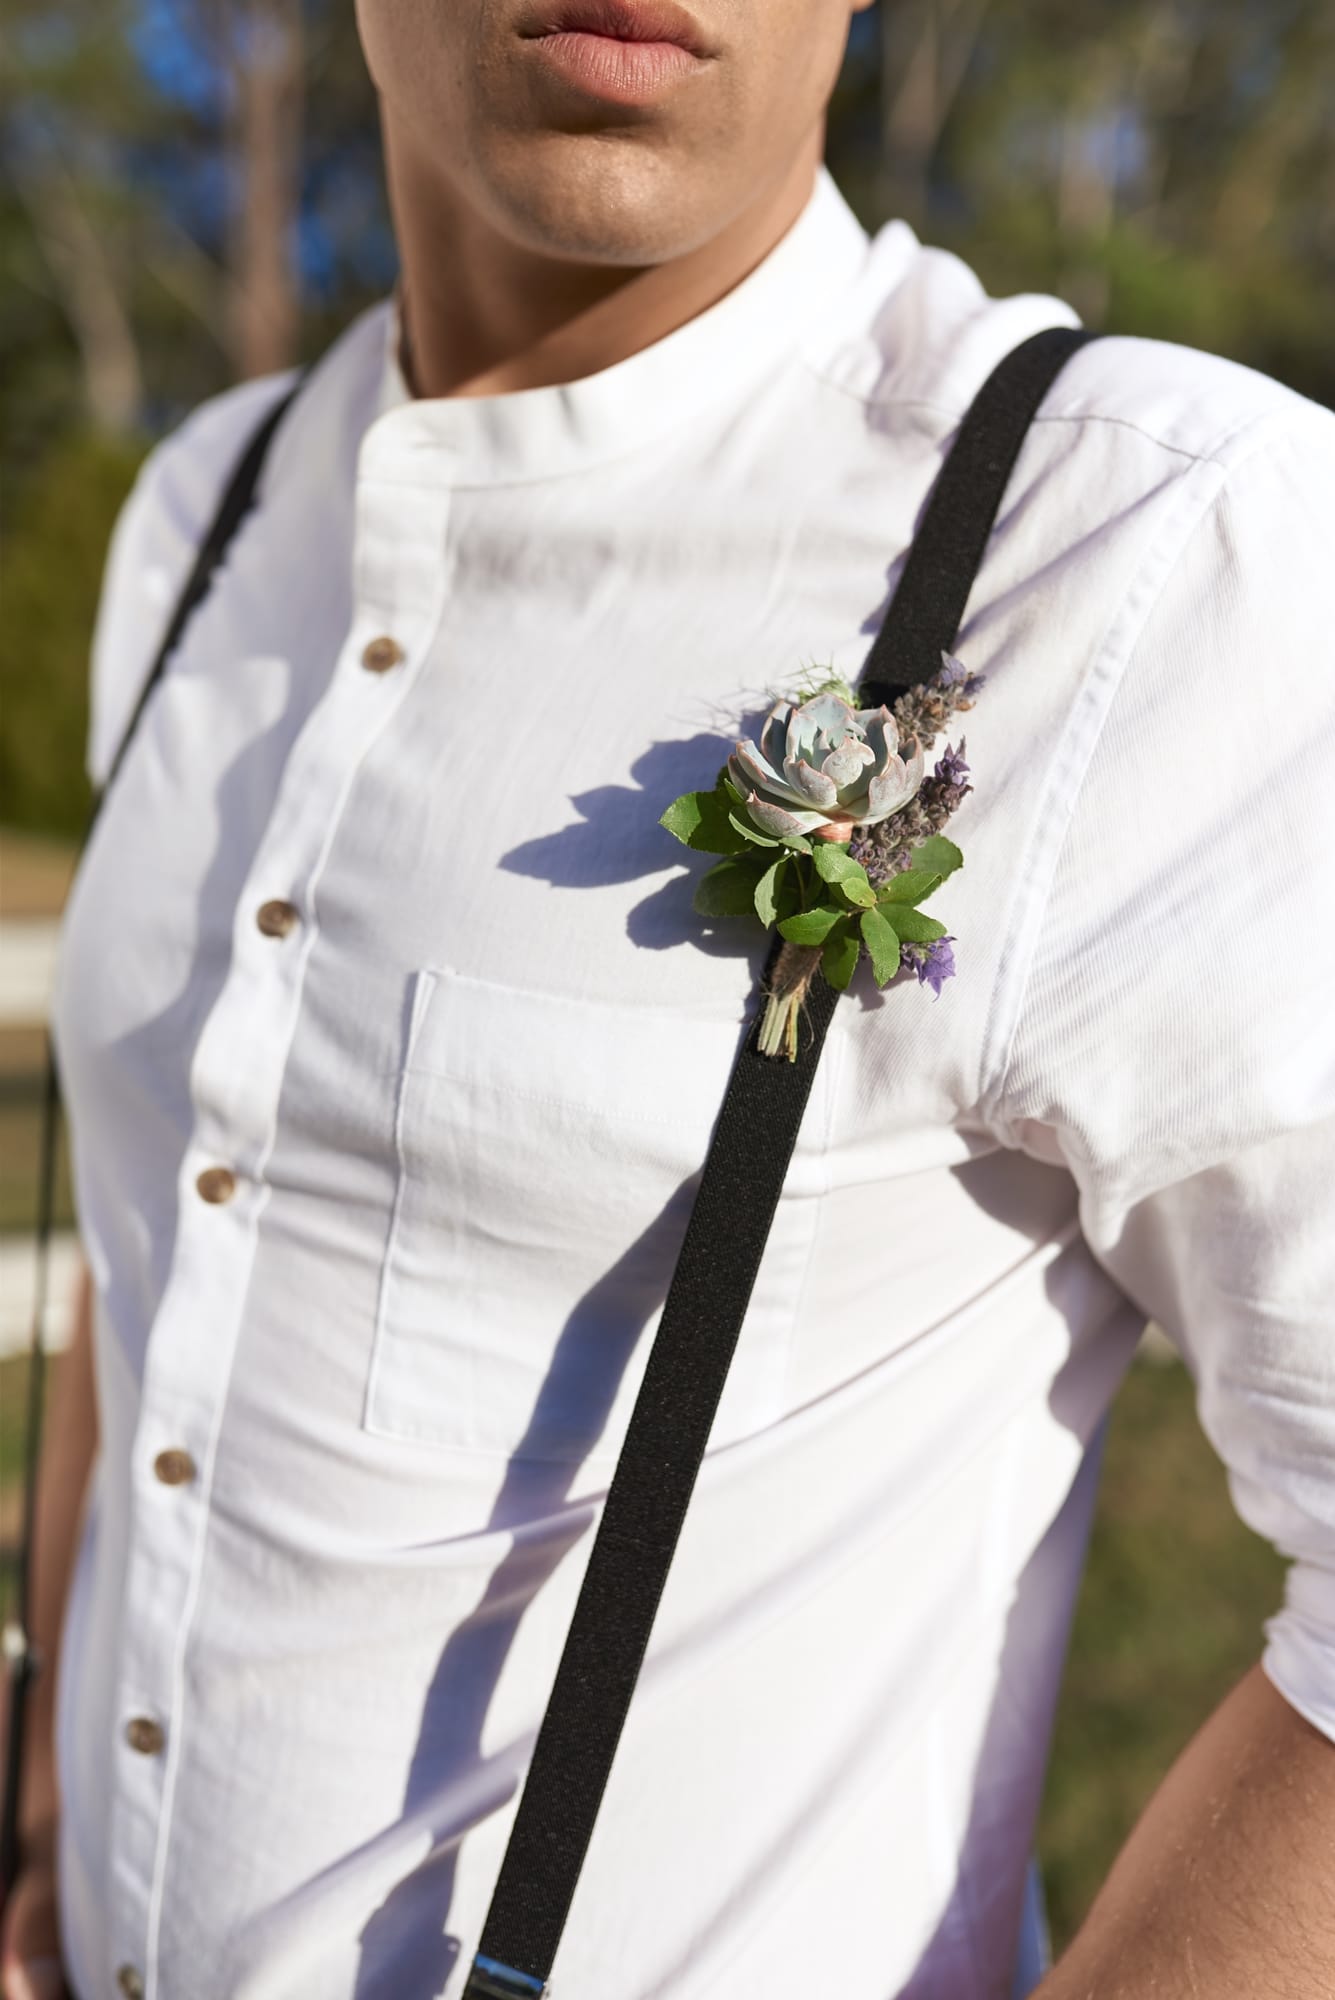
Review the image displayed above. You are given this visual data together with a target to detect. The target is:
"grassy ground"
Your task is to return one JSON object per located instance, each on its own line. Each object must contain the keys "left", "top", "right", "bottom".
{"left": 1038, "top": 1357, "right": 1285, "bottom": 1948}
{"left": 0, "top": 1026, "right": 75, "bottom": 1235}
{"left": 0, "top": 1354, "right": 35, "bottom": 1556}
{"left": 0, "top": 828, "right": 1286, "bottom": 1957}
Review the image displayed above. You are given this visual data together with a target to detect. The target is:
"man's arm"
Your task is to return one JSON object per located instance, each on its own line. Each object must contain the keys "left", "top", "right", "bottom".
{"left": 1038, "top": 1662, "right": 1335, "bottom": 1998}
{"left": 1, "top": 1261, "right": 97, "bottom": 2000}
{"left": 980, "top": 391, "right": 1335, "bottom": 1994}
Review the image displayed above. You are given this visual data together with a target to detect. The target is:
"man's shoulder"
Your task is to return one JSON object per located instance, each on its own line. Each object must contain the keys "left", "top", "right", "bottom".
{"left": 132, "top": 370, "right": 301, "bottom": 550}
{"left": 809, "top": 223, "right": 1333, "bottom": 478}
{"left": 85, "top": 370, "right": 299, "bottom": 783}
{"left": 86, "top": 301, "right": 392, "bottom": 785}
{"left": 1034, "top": 327, "right": 1333, "bottom": 477}
{"left": 133, "top": 296, "right": 392, "bottom": 537}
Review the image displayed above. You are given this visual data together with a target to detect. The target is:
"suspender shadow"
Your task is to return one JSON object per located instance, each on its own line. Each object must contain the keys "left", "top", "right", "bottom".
{"left": 352, "top": 1175, "right": 702, "bottom": 1999}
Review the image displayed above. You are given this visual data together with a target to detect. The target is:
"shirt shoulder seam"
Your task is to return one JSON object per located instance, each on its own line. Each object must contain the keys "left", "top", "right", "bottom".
{"left": 800, "top": 353, "right": 1301, "bottom": 473}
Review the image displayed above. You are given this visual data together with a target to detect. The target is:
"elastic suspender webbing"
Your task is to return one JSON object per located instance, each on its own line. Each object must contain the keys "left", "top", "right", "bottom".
{"left": 466, "top": 324, "right": 1099, "bottom": 2000}
{"left": 0, "top": 375, "right": 305, "bottom": 1897}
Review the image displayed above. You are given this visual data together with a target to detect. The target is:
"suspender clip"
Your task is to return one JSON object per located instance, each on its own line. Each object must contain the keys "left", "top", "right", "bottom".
{"left": 463, "top": 1954, "right": 548, "bottom": 1999}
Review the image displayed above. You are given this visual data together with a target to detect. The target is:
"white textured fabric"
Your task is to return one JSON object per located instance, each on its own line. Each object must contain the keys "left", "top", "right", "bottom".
{"left": 51, "top": 164, "right": 1335, "bottom": 2000}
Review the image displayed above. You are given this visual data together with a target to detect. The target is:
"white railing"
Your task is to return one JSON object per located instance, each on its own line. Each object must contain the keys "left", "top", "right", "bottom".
{"left": 1, "top": 915, "right": 76, "bottom": 1354}
{"left": 0, "top": 918, "right": 61, "bottom": 1028}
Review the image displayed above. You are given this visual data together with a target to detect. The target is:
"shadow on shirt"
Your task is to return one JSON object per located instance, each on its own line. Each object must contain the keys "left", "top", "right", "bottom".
{"left": 353, "top": 1178, "right": 698, "bottom": 1998}
{"left": 351, "top": 909, "right": 1139, "bottom": 2000}
{"left": 500, "top": 727, "right": 780, "bottom": 961}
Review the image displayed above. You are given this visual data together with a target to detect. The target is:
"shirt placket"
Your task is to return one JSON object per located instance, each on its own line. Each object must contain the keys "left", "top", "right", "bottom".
{"left": 102, "top": 443, "right": 455, "bottom": 1999}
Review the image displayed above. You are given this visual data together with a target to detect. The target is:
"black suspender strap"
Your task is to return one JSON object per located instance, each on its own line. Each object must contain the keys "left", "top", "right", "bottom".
{"left": 465, "top": 323, "right": 1099, "bottom": 2000}
{"left": 857, "top": 326, "right": 1097, "bottom": 708}
{"left": 103, "top": 379, "right": 307, "bottom": 797}
{"left": 0, "top": 374, "right": 304, "bottom": 1900}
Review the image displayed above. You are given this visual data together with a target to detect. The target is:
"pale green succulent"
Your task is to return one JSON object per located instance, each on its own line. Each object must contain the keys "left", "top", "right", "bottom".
{"left": 728, "top": 691, "right": 925, "bottom": 845}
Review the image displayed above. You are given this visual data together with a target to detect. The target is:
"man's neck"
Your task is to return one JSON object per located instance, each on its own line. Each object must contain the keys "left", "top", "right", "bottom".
{"left": 384, "top": 126, "right": 824, "bottom": 401}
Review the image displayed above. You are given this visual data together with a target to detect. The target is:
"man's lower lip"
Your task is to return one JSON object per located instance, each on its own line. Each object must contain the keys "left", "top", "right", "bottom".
{"left": 528, "top": 30, "right": 705, "bottom": 101}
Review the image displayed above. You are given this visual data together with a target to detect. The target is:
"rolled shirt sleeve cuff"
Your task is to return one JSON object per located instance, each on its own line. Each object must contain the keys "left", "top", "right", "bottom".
{"left": 1261, "top": 1564, "right": 1335, "bottom": 1745}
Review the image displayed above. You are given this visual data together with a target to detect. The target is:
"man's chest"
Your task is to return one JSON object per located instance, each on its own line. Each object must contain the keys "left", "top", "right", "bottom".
{"left": 57, "top": 396, "right": 1162, "bottom": 1050}
{"left": 51, "top": 417, "right": 1156, "bottom": 1472}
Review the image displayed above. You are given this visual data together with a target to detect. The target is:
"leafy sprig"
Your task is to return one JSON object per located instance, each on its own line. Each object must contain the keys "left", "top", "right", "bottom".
{"left": 660, "top": 770, "right": 962, "bottom": 996}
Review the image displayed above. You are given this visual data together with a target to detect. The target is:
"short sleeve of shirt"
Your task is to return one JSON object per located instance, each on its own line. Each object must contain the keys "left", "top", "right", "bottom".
{"left": 990, "top": 407, "right": 1335, "bottom": 1738}
{"left": 86, "top": 373, "right": 298, "bottom": 790}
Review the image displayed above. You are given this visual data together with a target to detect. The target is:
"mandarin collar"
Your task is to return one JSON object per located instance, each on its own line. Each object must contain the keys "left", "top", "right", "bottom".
{"left": 359, "top": 165, "right": 870, "bottom": 487}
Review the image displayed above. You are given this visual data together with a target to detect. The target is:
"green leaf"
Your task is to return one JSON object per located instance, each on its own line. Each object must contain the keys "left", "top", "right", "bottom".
{"left": 753, "top": 856, "right": 789, "bottom": 928}
{"left": 811, "top": 843, "right": 875, "bottom": 907}
{"left": 877, "top": 866, "right": 944, "bottom": 906}
{"left": 659, "top": 791, "right": 707, "bottom": 843}
{"left": 692, "top": 853, "right": 768, "bottom": 918}
{"left": 811, "top": 842, "right": 861, "bottom": 885}
{"left": 859, "top": 905, "right": 902, "bottom": 985}
{"left": 907, "top": 835, "right": 963, "bottom": 880}
{"left": 777, "top": 903, "right": 847, "bottom": 946}
{"left": 821, "top": 924, "right": 861, "bottom": 991}
{"left": 660, "top": 787, "right": 750, "bottom": 855}
{"left": 881, "top": 904, "right": 948, "bottom": 945}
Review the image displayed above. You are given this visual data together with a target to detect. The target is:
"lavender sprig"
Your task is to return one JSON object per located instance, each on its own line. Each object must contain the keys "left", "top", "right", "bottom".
{"left": 889, "top": 649, "right": 986, "bottom": 756}
{"left": 850, "top": 737, "right": 973, "bottom": 886}
{"left": 898, "top": 935, "right": 958, "bottom": 997}
{"left": 848, "top": 651, "right": 982, "bottom": 886}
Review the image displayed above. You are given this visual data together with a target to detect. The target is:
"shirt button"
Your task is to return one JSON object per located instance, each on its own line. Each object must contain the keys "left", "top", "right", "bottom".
{"left": 195, "top": 1166, "right": 237, "bottom": 1205}
{"left": 361, "top": 635, "right": 404, "bottom": 674}
{"left": 125, "top": 1715, "right": 166, "bottom": 1756}
{"left": 116, "top": 1966, "right": 145, "bottom": 2000}
{"left": 153, "top": 1447, "right": 196, "bottom": 1486}
{"left": 255, "top": 898, "right": 300, "bottom": 939}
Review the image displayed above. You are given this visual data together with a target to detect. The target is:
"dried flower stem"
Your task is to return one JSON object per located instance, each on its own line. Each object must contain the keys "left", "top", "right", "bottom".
{"left": 757, "top": 941, "right": 825, "bottom": 1060}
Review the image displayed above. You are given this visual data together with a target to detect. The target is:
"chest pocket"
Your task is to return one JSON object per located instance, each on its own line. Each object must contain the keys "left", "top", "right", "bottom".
{"left": 364, "top": 966, "right": 833, "bottom": 1466}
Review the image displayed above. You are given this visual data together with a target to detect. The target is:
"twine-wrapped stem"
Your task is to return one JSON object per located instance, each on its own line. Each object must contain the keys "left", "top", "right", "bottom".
{"left": 757, "top": 942, "right": 825, "bottom": 1060}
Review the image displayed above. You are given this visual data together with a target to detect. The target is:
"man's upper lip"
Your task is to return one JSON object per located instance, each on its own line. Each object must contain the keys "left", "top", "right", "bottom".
{"left": 522, "top": 0, "right": 712, "bottom": 57}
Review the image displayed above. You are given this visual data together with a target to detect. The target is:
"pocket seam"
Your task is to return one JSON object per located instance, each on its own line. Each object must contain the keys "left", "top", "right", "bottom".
{"left": 364, "top": 964, "right": 829, "bottom": 1457}
{"left": 362, "top": 989, "right": 429, "bottom": 1434}
{"left": 398, "top": 1068, "right": 730, "bottom": 1130}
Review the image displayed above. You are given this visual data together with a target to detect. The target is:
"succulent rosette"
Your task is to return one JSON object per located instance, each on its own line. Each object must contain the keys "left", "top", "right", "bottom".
{"left": 727, "top": 691, "right": 925, "bottom": 846}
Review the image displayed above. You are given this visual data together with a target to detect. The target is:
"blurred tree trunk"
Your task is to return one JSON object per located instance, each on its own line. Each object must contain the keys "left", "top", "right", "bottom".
{"left": 1209, "top": 45, "right": 1325, "bottom": 258}
{"left": 222, "top": 0, "right": 304, "bottom": 379}
{"left": 13, "top": 158, "right": 145, "bottom": 435}
{"left": 879, "top": 0, "right": 992, "bottom": 223}
{"left": 1055, "top": 53, "right": 1119, "bottom": 327}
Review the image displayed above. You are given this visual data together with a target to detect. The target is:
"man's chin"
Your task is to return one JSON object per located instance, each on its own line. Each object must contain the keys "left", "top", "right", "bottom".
{"left": 477, "top": 136, "right": 728, "bottom": 267}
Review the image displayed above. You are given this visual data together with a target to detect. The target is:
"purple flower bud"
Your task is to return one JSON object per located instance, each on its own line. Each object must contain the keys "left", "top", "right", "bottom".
{"left": 938, "top": 652, "right": 969, "bottom": 687}
{"left": 900, "top": 935, "right": 957, "bottom": 998}
{"left": 933, "top": 740, "right": 970, "bottom": 788}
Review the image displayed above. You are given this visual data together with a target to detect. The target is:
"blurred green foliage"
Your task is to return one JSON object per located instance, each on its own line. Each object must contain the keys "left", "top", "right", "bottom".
{"left": 3, "top": 1, "right": 1332, "bottom": 836}
{"left": 0, "top": 433, "right": 143, "bottom": 836}
{"left": 828, "top": 0, "right": 1335, "bottom": 410}
{"left": 1039, "top": 1354, "right": 1285, "bottom": 1949}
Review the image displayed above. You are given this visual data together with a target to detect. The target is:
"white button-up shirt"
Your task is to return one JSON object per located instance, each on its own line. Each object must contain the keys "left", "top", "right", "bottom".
{"left": 51, "top": 165, "right": 1335, "bottom": 2000}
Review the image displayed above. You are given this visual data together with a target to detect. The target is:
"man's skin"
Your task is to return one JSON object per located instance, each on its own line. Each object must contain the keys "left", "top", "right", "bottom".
{"left": 5, "top": 3, "right": 1335, "bottom": 1993}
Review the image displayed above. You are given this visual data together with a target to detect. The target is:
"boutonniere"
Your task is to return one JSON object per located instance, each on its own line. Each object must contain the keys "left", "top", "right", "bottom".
{"left": 660, "top": 653, "right": 984, "bottom": 1059}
